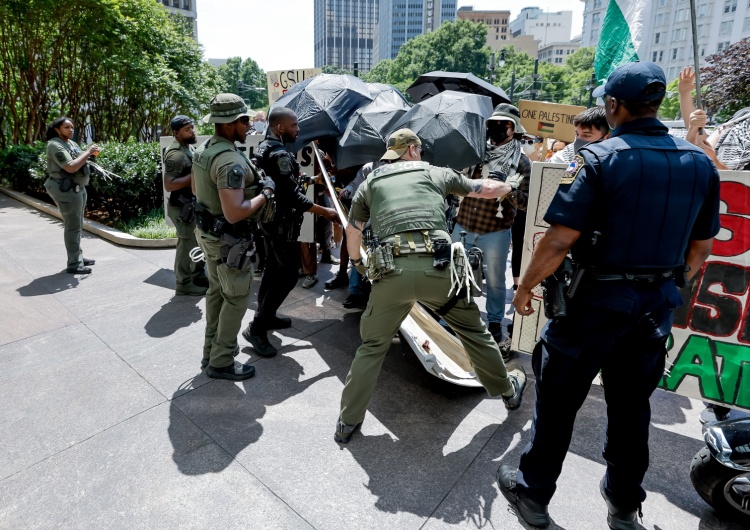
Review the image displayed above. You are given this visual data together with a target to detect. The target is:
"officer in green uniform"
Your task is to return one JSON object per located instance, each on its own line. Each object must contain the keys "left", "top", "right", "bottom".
{"left": 335, "top": 129, "right": 527, "bottom": 443}
{"left": 44, "top": 116, "right": 98, "bottom": 274}
{"left": 163, "top": 115, "right": 208, "bottom": 296}
{"left": 192, "top": 94, "right": 275, "bottom": 381}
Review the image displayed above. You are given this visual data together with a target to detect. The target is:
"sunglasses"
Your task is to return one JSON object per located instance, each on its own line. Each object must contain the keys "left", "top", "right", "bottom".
{"left": 519, "top": 139, "right": 535, "bottom": 146}
{"left": 238, "top": 116, "right": 251, "bottom": 124}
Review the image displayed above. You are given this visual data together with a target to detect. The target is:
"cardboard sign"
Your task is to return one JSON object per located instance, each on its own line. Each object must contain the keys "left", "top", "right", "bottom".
{"left": 266, "top": 68, "right": 322, "bottom": 105}
{"left": 518, "top": 100, "right": 586, "bottom": 142}
{"left": 512, "top": 162, "right": 750, "bottom": 412}
{"left": 159, "top": 135, "right": 315, "bottom": 242}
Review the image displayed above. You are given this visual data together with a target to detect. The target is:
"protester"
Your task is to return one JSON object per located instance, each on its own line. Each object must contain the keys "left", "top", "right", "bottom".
{"left": 192, "top": 93, "right": 275, "bottom": 380}
{"left": 498, "top": 62, "right": 720, "bottom": 529}
{"left": 44, "top": 117, "right": 99, "bottom": 274}
{"left": 334, "top": 128, "right": 527, "bottom": 444}
{"left": 550, "top": 107, "right": 610, "bottom": 164}
{"left": 252, "top": 111, "right": 267, "bottom": 135}
{"left": 451, "top": 103, "right": 530, "bottom": 359}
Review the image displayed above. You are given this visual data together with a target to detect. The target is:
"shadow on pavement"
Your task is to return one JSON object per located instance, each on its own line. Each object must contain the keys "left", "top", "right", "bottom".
{"left": 142, "top": 268, "right": 177, "bottom": 291}
{"left": 144, "top": 296, "right": 203, "bottom": 338}
{"left": 16, "top": 272, "right": 79, "bottom": 295}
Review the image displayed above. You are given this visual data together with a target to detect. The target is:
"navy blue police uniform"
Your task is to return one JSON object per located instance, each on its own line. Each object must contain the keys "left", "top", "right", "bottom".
{"left": 245, "top": 134, "right": 313, "bottom": 349}
{"left": 513, "top": 118, "right": 721, "bottom": 512}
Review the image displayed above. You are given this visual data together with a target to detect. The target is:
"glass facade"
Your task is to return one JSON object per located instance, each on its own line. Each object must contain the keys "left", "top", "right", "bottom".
{"left": 314, "top": 0, "right": 378, "bottom": 72}
{"left": 375, "top": 0, "right": 456, "bottom": 62}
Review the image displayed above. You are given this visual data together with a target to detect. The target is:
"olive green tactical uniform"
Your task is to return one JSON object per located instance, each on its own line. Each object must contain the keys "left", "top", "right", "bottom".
{"left": 163, "top": 140, "right": 205, "bottom": 293}
{"left": 339, "top": 160, "right": 514, "bottom": 427}
{"left": 45, "top": 138, "right": 90, "bottom": 269}
{"left": 193, "top": 135, "right": 263, "bottom": 369}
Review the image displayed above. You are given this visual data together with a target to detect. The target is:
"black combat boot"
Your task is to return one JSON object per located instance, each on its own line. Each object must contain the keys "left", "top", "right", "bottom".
{"left": 600, "top": 478, "right": 641, "bottom": 530}
{"left": 496, "top": 465, "right": 551, "bottom": 528}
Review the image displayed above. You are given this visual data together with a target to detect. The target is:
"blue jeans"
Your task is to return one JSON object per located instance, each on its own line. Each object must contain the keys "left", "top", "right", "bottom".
{"left": 452, "top": 224, "right": 511, "bottom": 325}
{"left": 349, "top": 267, "right": 364, "bottom": 295}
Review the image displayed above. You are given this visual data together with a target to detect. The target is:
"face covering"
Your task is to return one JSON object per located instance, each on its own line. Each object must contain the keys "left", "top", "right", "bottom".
{"left": 487, "top": 122, "right": 511, "bottom": 144}
{"left": 573, "top": 138, "right": 588, "bottom": 154}
{"left": 254, "top": 121, "right": 266, "bottom": 133}
{"left": 521, "top": 143, "right": 536, "bottom": 155}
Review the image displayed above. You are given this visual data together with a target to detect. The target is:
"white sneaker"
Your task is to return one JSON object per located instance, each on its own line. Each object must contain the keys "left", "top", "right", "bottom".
{"left": 302, "top": 275, "right": 318, "bottom": 288}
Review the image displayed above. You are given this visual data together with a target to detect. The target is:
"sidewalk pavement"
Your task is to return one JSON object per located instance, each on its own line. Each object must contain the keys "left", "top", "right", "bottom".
{"left": 0, "top": 193, "right": 742, "bottom": 530}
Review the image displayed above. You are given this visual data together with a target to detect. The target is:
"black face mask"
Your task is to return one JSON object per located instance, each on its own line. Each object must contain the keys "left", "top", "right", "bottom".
{"left": 487, "top": 122, "right": 511, "bottom": 144}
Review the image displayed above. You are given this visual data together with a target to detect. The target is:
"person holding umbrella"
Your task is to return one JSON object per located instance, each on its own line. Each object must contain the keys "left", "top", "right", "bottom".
{"left": 334, "top": 128, "right": 527, "bottom": 444}
{"left": 452, "top": 103, "right": 531, "bottom": 358}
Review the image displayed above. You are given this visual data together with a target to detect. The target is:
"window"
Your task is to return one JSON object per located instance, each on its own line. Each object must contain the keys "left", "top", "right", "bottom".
{"left": 172, "top": 0, "right": 179, "bottom": 7}
{"left": 591, "top": 29, "right": 599, "bottom": 40}
{"left": 555, "top": 58, "right": 563, "bottom": 63}
{"left": 182, "top": 0, "right": 191, "bottom": 9}
{"left": 724, "top": 0, "right": 737, "bottom": 13}
{"left": 655, "top": 13, "right": 665, "bottom": 25}
{"left": 672, "top": 28, "right": 687, "bottom": 40}
{"left": 697, "top": 3, "right": 708, "bottom": 16}
{"left": 720, "top": 20, "right": 733, "bottom": 35}
{"left": 717, "top": 41, "right": 730, "bottom": 51}
{"left": 556, "top": 49, "right": 564, "bottom": 55}
{"left": 592, "top": 12, "right": 601, "bottom": 25}
{"left": 657, "top": 0, "right": 668, "bottom": 6}
{"left": 744, "top": 17, "right": 750, "bottom": 31}
{"left": 654, "top": 32, "right": 661, "bottom": 44}
{"left": 671, "top": 48, "right": 677, "bottom": 59}
{"left": 652, "top": 50, "right": 664, "bottom": 61}
{"left": 675, "top": 9, "right": 689, "bottom": 21}
{"left": 594, "top": 0, "right": 603, "bottom": 7}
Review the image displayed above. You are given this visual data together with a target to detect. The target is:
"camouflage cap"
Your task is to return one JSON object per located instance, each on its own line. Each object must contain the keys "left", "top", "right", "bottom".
{"left": 203, "top": 93, "right": 257, "bottom": 124}
{"left": 486, "top": 103, "right": 526, "bottom": 133}
{"left": 381, "top": 128, "right": 422, "bottom": 160}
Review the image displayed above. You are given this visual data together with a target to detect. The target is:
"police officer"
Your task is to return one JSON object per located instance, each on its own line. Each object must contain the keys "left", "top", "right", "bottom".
{"left": 334, "top": 128, "right": 527, "bottom": 444}
{"left": 242, "top": 107, "right": 338, "bottom": 357}
{"left": 496, "top": 62, "right": 721, "bottom": 529}
{"left": 44, "top": 117, "right": 99, "bottom": 274}
{"left": 163, "top": 115, "right": 208, "bottom": 296}
{"left": 193, "top": 94, "right": 275, "bottom": 381}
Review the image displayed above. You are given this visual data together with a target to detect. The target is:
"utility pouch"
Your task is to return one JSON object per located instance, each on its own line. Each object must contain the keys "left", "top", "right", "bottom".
{"left": 541, "top": 257, "right": 574, "bottom": 319}
{"left": 179, "top": 200, "right": 195, "bottom": 224}
{"left": 261, "top": 197, "right": 276, "bottom": 224}
{"left": 59, "top": 175, "right": 76, "bottom": 193}
{"left": 367, "top": 240, "right": 395, "bottom": 280}
{"left": 432, "top": 238, "right": 451, "bottom": 270}
{"left": 467, "top": 247, "right": 483, "bottom": 297}
{"left": 220, "top": 234, "right": 255, "bottom": 272}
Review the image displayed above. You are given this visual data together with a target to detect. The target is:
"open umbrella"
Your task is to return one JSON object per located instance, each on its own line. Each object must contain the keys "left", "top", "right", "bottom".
{"left": 390, "top": 90, "right": 493, "bottom": 170}
{"left": 270, "top": 73, "right": 372, "bottom": 151}
{"left": 407, "top": 71, "right": 510, "bottom": 108}
{"left": 335, "top": 83, "right": 411, "bottom": 169}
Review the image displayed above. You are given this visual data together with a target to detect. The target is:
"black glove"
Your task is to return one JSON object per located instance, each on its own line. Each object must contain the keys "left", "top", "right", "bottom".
{"left": 259, "top": 177, "right": 275, "bottom": 192}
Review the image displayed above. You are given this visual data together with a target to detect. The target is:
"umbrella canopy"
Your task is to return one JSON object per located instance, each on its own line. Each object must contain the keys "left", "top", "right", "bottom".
{"left": 335, "top": 84, "right": 412, "bottom": 169}
{"left": 270, "top": 73, "right": 372, "bottom": 151}
{"left": 407, "top": 71, "right": 510, "bottom": 108}
{"left": 390, "top": 90, "right": 493, "bottom": 170}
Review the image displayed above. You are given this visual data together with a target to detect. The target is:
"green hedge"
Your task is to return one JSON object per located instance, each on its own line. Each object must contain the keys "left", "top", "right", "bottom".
{"left": 0, "top": 139, "right": 162, "bottom": 223}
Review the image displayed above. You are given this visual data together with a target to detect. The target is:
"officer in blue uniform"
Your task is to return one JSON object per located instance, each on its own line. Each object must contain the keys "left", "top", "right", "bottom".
{"left": 496, "top": 62, "right": 721, "bottom": 529}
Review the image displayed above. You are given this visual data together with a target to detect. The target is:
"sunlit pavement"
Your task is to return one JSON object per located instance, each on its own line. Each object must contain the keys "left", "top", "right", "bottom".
{"left": 0, "top": 193, "right": 743, "bottom": 529}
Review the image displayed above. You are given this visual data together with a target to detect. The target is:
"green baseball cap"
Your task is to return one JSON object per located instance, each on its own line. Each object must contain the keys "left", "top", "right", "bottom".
{"left": 203, "top": 93, "right": 257, "bottom": 124}
{"left": 382, "top": 128, "right": 422, "bottom": 160}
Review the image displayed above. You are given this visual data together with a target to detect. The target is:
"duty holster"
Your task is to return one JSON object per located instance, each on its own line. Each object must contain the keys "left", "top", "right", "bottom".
{"left": 542, "top": 257, "right": 575, "bottom": 319}
{"left": 219, "top": 233, "right": 255, "bottom": 272}
{"left": 58, "top": 175, "right": 79, "bottom": 193}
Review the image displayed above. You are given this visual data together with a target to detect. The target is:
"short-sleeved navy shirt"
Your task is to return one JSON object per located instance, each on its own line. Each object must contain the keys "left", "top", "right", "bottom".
{"left": 544, "top": 118, "right": 721, "bottom": 270}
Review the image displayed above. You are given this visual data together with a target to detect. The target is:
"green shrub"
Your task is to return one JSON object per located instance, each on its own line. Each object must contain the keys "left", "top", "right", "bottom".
{"left": 115, "top": 208, "right": 176, "bottom": 239}
{"left": 0, "top": 142, "right": 47, "bottom": 192}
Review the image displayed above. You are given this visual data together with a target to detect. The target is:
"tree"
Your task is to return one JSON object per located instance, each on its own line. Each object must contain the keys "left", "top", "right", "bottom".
{"left": 217, "top": 57, "right": 268, "bottom": 111}
{"left": 701, "top": 38, "right": 750, "bottom": 120}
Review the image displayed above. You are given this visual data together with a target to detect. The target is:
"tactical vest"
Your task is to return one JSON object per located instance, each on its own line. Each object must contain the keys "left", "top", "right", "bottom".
{"left": 365, "top": 161, "right": 447, "bottom": 240}
{"left": 256, "top": 138, "right": 302, "bottom": 222}
{"left": 49, "top": 138, "right": 90, "bottom": 186}
{"left": 192, "top": 135, "right": 262, "bottom": 221}
{"left": 164, "top": 141, "right": 194, "bottom": 205}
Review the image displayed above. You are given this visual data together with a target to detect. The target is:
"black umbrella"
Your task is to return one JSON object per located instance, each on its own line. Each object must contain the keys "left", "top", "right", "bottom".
{"left": 270, "top": 73, "right": 372, "bottom": 151}
{"left": 390, "top": 90, "right": 493, "bottom": 170}
{"left": 407, "top": 71, "right": 510, "bottom": 108}
{"left": 335, "top": 83, "right": 412, "bottom": 169}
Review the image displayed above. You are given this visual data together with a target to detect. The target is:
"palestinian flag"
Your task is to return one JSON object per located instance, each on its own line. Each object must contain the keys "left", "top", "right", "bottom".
{"left": 593, "top": 0, "right": 652, "bottom": 85}
{"left": 538, "top": 122, "right": 554, "bottom": 134}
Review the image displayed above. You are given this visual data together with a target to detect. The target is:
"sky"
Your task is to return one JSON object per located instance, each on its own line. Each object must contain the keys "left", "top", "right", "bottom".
{"left": 197, "top": 0, "right": 587, "bottom": 72}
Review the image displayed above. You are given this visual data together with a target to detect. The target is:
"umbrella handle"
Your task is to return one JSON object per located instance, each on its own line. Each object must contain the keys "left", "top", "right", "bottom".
{"left": 313, "top": 144, "right": 348, "bottom": 228}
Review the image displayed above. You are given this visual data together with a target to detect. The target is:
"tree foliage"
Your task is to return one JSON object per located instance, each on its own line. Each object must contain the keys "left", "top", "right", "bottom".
{"left": 0, "top": 0, "right": 223, "bottom": 147}
{"left": 701, "top": 38, "right": 750, "bottom": 119}
{"left": 217, "top": 56, "right": 268, "bottom": 111}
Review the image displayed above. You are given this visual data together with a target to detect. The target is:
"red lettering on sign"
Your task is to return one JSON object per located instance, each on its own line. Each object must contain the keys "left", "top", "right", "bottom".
{"left": 714, "top": 181, "right": 750, "bottom": 257}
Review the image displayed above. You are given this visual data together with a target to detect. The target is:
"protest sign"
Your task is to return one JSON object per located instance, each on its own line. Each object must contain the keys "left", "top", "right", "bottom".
{"left": 266, "top": 68, "right": 322, "bottom": 105}
{"left": 160, "top": 136, "right": 315, "bottom": 242}
{"left": 518, "top": 101, "right": 585, "bottom": 142}
{"left": 512, "top": 162, "right": 750, "bottom": 412}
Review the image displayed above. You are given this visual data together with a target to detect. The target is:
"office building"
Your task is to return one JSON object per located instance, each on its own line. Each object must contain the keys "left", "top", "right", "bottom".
{"left": 538, "top": 41, "right": 581, "bottom": 64}
{"left": 159, "top": 0, "right": 197, "bottom": 37}
{"left": 314, "top": 0, "right": 378, "bottom": 72}
{"left": 581, "top": 0, "right": 750, "bottom": 81}
{"left": 457, "top": 6, "right": 511, "bottom": 51}
{"left": 374, "top": 0, "right": 457, "bottom": 62}
{"left": 509, "top": 7, "right": 573, "bottom": 46}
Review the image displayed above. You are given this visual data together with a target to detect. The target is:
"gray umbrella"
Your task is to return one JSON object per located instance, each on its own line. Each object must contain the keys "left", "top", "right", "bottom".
{"left": 270, "top": 73, "right": 372, "bottom": 152}
{"left": 407, "top": 71, "right": 510, "bottom": 107}
{"left": 389, "top": 90, "right": 493, "bottom": 170}
{"left": 335, "top": 84, "right": 412, "bottom": 169}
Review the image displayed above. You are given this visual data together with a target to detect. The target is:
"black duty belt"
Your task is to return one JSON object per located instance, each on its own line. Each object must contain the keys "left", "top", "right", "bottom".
{"left": 195, "top": 205, "right": 253, "bottom": 239}
{"left": 588, "top": 270, "right": 674, "bottom": 282}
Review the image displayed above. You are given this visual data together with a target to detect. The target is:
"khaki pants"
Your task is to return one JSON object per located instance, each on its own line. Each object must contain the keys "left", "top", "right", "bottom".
{"left": 339, "top": 254, "right": 513, "bottom": 426}
{"left": 45, "top": 178, "right": 86, "bottom": 269}
{"left": 196, "top": 228, "right": 253, "bottom": 368}
{"left": 167, "top": 203, "right": 204, "bottom": 288}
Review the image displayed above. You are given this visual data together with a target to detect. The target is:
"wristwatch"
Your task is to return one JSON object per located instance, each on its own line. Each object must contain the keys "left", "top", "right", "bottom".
{"left": 350, "top": 257, "right": 363, "bottom": 265}
{"left": 261, "top": 189, "right": 273, "bottom": 201}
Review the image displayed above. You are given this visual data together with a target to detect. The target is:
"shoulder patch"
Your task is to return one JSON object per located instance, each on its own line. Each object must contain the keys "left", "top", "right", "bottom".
{"left": 55, "top": 151, "right": 68, "bottom": 164}
{"left": 227, "top": 164, "right": 245, "bottom": 189}
{"left": 560, "top": 155, "right": 584, "bottom": 185}
{"left": 165, "top": 160, "right": 175, "bottom": 173}
{"left": 277, "top": 155, "right": 292, "bottom": 175}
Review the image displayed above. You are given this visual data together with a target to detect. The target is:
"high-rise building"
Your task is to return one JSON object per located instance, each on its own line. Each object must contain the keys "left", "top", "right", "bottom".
{"left": 159, "top": 0, "right": 197, "bottom": 37}
{"left": 374, "top": 1, "right": 457, "bottom": 62}
{"left": 538, "top": 41, "right": 581, "bottom": 65}
{"left": 456, "top": 6, "right": 511, "bottom": 51}
{"left": 509, "top": 7, "right": 573, "bottom": 47}
{"left": 581, "top": 0, "right": 750, "bottom": 82}
{"left": 314, "top": 0, "right": 378, "bottom": 72}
